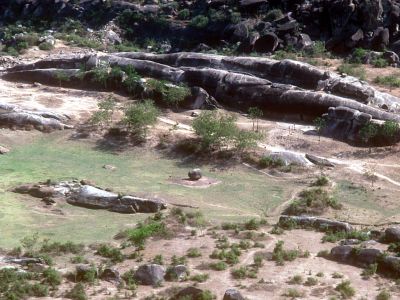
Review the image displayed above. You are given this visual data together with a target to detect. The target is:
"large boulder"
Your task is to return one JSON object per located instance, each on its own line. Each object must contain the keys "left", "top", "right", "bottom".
{"left": 223, "top": 289, "right": 245, "bottom": 300}
{"left": 172, "top": 286, "right": 207, "bottom": 300}
{"left": 165, "top": 265, "right": 188, "bottom": 281}
{"left": 68, "top": 185, "right": 118, "bottom": 209}
{"left": 120, "top": 196, "right": 167, "bottom": 213}
{"left": 353, "top": 248, "right": 382, "bottom": 267}
{"left": 100, "top": 268, "right": 122, "bottom": 284}
{"left": 135, "top": 264, "right": 165, "bottom": 286}
{"left": 188, "top": 169, "right": 202, "bottom": 181}
{"left": 330, "top": 245, "right": 353, "bottom": 262}
{"left": 254, "top": 33, "right": 279, "bottom": 53}
{"left": 384, "top": 227, "right": 400, "bottom": 243}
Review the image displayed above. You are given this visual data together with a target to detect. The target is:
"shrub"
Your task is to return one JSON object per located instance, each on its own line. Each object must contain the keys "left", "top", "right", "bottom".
{"left": 90, "top": 96, "right": 116, "bottom": 126}
{"left": 272, "top": 241, "right": 300, "bottom": 266}
{"left": 332, "top": 272, "right": 344, "bottom": 279}
{"left": 231, "top": 266, "right": 248, "bottom": 279}
{"left": 122, "top": 221, "right": 167, "bottom": 247}
{"left": 322, "top": 230, "right": 369, "bottom": 243}
{"left": 350, "top": 48, "right": 368, "bottom": 64}
{"left": 376, "top": 290, "right": 391, "bottom": 300}
{"left": 66, "top": 283, "right": 87, "bottom": 300}
{"left": 171, "top": 255, "right": 187, "bottom": 266}
{"left": 265, "top": 9, "right": 283, "bottom": 21}
{"left": 42, "top": 268, "right": 62, "bottom": 287}
{"left": 288, "top": 275, "right": 303, "bottom": 284}
{"left": 40, "top": 240, "right": 84, "bottom": 255}
{"left": 192, "top": 111, "right": 237, "bottom": 149}
{"left": 374, "top": 75, "right": 400, "bottom": 88}
{"left": 285, "top": 188, "right": 341, "bottom": 216}
{"left": 337, "top": 63, "right": 366, "bottom": 80}
{"left": 312, "top": 176, "right": 329, "bottom": 186}
{"left": 152, "top": 254, "right": 164, "bottom": 265}
{"left": 304, "top": 277, "right": 318, "bottom": 286}
{"left": 283, "top": 288, "right": 304, "bottom": 298}
{"left": 96, "top": 244, "right": 124, "bottom": 263}
{"left": 361, "top": 263, "right": 378, "bottom": 279}
{"left": 372, "top": 57, "right": 388, "bottom": 68}
{"left": 335, "top": 280, "right": 355, "bottom": 299}
{"left": 178, "top": 9, "right": 190, "bottom": 20}
{"left": 209, "top": 261, "right": 227, "bottom": 271}
{"left": 190, "top": 273, "right": 209, "bottom": 282}
{"left": 123, "top": 100, "right": 160, "bottom": 138}
{"left": 187, "top": 247, "right": 202, "bottom": 258}
{"left": 146, "top": 79, "right": 190, "bottom": 108}
{"left": 360, "top": 122, "right": 379, "bottom": 145}
{"left": 258, "top": 156, "right": 285, "bottom": 168}
{"left": 190, "top": 15, "right": 209, "bottom": 28}
{"left": 254, "top": 253, "right": 264, "bottom": 267}
{"left": 76, "top": 266, "right": 97, "bottom": 283}
{"left": 39, "top": 42, "right": 54, "bottom": 51}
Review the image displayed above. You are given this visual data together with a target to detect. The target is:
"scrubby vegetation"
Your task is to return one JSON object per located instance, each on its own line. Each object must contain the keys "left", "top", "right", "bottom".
{"left": 285, "top": 188, "right": 341, "bottom": 216}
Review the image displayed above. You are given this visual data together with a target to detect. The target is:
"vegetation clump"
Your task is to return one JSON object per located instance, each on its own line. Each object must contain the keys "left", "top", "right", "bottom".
{"left": 285, "top": 188, "right": 341, "bottom": 216}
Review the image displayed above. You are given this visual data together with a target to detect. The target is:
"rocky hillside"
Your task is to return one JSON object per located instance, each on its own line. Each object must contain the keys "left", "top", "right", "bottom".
{"left": 1, "top": 0, "right": 400, "bottom": 55}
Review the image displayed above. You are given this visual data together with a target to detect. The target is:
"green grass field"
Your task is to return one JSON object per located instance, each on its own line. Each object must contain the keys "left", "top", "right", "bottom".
{"left": 0, "top": 132, "right": 294, "bottom": 248}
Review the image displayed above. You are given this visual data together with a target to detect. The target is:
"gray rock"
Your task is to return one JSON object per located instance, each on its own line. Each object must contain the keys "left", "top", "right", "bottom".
{"left": 1, "top": 146, "right": 12, "bottom": 154}
{"left": 330, "top": 245, "right": 353, "bottom": 262}
{"left": 172, "top": 286, "right": 205, "bottom": 300}
{"left": 104, "top": 30, "right": 121, "bottom": 45}
{"left": 305, "top": 154, "right": 335, "bottom": 167}
{"left": 340, "top": 239, "right": 361, "bottom": 246}
{"left": 165, "top": 264, "right": 188, "bottom": 281}
{"left": 68, "top": 185, "right": 118, "bottom": 209}
{"left": 279, "top": 215, "right": 353, "bottom": 232}
{"left": 100, "top": 268, "right": 122, "bottom": 284}
{"left": 385, "top": 227, "right": 400, "bottom": 243}
{"left": 120, "top": 196, "right": 167, "bottom": 213}
{"left": 188, "top": 168, "right": 202, "bottom": 181}
{"left": 223, "top": 288, "right": 245, "bottom": 300}
{"left": 135, "top": 264, "right": 165, "bottom": 286}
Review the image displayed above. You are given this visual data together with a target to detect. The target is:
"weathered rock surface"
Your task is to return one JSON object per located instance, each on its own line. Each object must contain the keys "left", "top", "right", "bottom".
{"left": 12, "top": 181, "right": 167, "bottom": 214}
{"left": 0, "top": 101, "right": 72, "bottom": 131}
{"left": 188, "top": 168, "right": 202, "bottom": 181}
{"left": 165, "top": 264, "right": 188, "bottom": 281}
{"left": 100, "top": 268, "right": 122, "bottom": 284}
{"left": 135, "top": 264, "right": 165, "bottom": 286}
{"left": 384, "top": 226, "right": 400, "bottom": 243}
{"left": 279, "top": 215, "right": 353, "bottom": 232}
{"left": 223, "top": 289, "right": 245, "bottom": 300}
{"left": 172, "top": 286, "right": 206, "bottom": 300}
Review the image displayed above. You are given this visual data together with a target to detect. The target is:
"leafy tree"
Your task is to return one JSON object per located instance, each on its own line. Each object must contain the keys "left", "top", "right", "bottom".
{"left": 248, "top": 107, "right": 263, "bottom": 131}
{"left": 193, "top": 111, "right": 261, "bottom": 151}
{"left": 192, "top": 111, "right": 237, "bottom": 149}
{"left": 123, "top": 100, "right": 160, "bottom": 138}
{"left": 313, "top": 117, "right": 327, "bottom": 142}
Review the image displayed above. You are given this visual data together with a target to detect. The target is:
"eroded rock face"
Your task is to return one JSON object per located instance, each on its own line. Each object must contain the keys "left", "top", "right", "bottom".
{"left": 384, "top": 227, "right": 400, "bottom": 243}
{"left": 135, "top": 264, "right": 165, "bottom": 286}
{"left": 223, "top": 289, "right": 245, "bottom": 300}
{"left": 12, "top": 180, "right": 167, "bottom": 214}
{"left": 3, "top": 52, "right": 400, "bottom": 145}
{"left": 279, "top": 215, "right": 353, "bottom": 232}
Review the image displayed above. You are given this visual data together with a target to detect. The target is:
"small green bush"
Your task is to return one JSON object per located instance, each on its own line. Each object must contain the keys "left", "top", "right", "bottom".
{"left": 187, "top": 247, "right": 202, "bottom": 258}
{"left": 376, "top": 290, "right": 391, "bottom": 300}
{"left": 258, "top": 156, "right": 285, "bottom": 168}
{"left": 96, "top": 244, "right": 124, "bottom": 263}
{"left": 66, "top": 283, "right": 87, "bottom": 300}
{"left": 374, "top": 75, "right": 400, "bottom": 88}
{"left": 209, "top": 261, "right": 227, "bottom": 271}
{"left": 42, "top": 268, "right": 62, "bottom": 287}
{"left": 265, "top": 9, "right": 283, "bottom": 21}
{"left": 190, "top": 15, "right": 209, "bottom": 28}
{"left": 335, "top": 280, "right": 355, "bottom": 299}
{"left": 123, "top": 100, "right": 160, "bottom": 138}
{"left": 337, "top": 63, "right": 366, "bottom": 80}
{"left": 39, "top": 42, "right": 54, "bottom": 51}
{"left": 178, "top": 9, "right": 190, "bottom": 20}
{"left": 288, "top": 275, "right": 303, "bottom": 284}
{"left": 190, "top": 273, "right": 209, "bottom": 282}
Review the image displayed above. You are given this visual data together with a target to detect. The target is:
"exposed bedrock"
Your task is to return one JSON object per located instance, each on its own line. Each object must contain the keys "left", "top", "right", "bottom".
{"left": 12, "top": 181, "right": 167, "bottom": 214}
{"left": 0, "top": 102, "right": 72, "bottom": 131}
{"left": 3, "top": 52, "right": 400, "bottom": 124}
{"left": 278, "top": 215, "right": 353, "bottom": 233}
